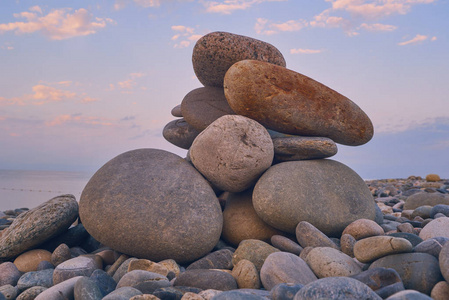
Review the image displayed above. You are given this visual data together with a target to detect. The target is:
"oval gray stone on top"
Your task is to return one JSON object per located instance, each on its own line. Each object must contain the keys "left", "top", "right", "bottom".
{"left": 273, "top": 136, "right": 337, "bottom": 162}
{"left": 190, "top": 115, "right": 274, "bottom": 193}
{"left": 181, "top": 87, "right": 235, "bottom": 131}
{"left": 79, "top": 149, "right": 223, "bottom": 264}
{"left": 0, "top": 195, "right": 78, "bottom": 261}
{"left": 253, "top": 159, "right": 376, "bottom": 235}
{"left": 192, "top": 31, "right": 286, "bottom": 87}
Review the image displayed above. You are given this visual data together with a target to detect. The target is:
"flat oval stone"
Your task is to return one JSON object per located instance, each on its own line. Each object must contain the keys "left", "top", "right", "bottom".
{"left": 340, "top": 234, "right": 356, "bottom": 258}
{"left": 89, "top": 269, "right": 116, "bottom": 297}
{"left": 51, "top": 243, "right": 71, "bottom": 266}
{"left": 190, "top": 115, "right": 274, "bottom": 193}
{"left": 17, "top": 269, "right": 54, "bottom": 292}
{"left": 102, "top": 287, "right": 142, "bottom": 300}
{"left": 14, "top": 249, "right": 52, "bottom": 272}
{"left": 181, "top": 87, "right": 235, "bottom": 131}
{"left": 430, "top": 204, "right": 449, "bottom": 218}
{"left": 231, "top": 259, "right": 261, "bottom": 289}
{"left": 273, "top": 136, "right": 337, "bottom": 162}
{"left": 74, "top": 277, "right": 103, "bottom": 300}
{"left": 354, "top": 236, "right": 413, "bottom": 263}
{"left": 431, "top": 281, "right": 449, "bottom": 300}
{"left": 79, "top": 149, "right": 223, "bottom": 264}
{"left": 0, "top": 285, "right": 18, "bottom": 300}
{"left": 162, "top": 118, "right": 200, "bottom": 150}
{"left": 53, "top": 255, "right": 101, "bottom": 285}
{"left": 253, "top": 159, "right": 376, "bottom": 235}
{"left": 404, "top": 193, "right": 449, "bottom": 210}
{"left": 369, "top": 253, "right": 443, "bottom": 294}
{"left": 0, "top": 262, "right": 21, "bottom": 286}
{"left": 224, "top": 60, "right": 373, "bottom": 146}
{"left": 413, "top": 237, "right": 449, "bottom": 258}
{"left": 305, "top": 247, "right": 362, "bottom": 278}
{"left": 187, "top": 249, "right": 234, "bottom": 270}
{"left": 385, "top": 290, "right": 433, "bottom": 299}
{"left": 260, "top": 252, "right": 317, "bottom": 291}
{"left": 294, "top": 277, "right": 382, "bottom": 300}
{"left": 210, "top": 290, "right": 266, "bottom": 300}
{"left": 35, "top": 276, "right": 83, "bottom": 300}
{"left": 387, "top": 232, "right": 423, "bottom": 247}
{"left": 232, "top": 239, "right": 280, "bottom": 272}
{"left": 270, "top": 235, "right": 303, "bottom": 256}
{"left": 117, "top": 270, "right": 170, "bottom": 294}
{"left": 16, "top": 286, "right": 47, "bottom": 300}
{"left": 296, "top": 221, "right": 339, "bottom": 249}
{"left": 351, "top": 267, "right": 404, "bottom": 299}
{"left": 342, "top": 219, "right": 384, "bottom": 240}
{"left": 420, "top": 217, "right": 449, "bottom": 240}
{"left": 222, "top": 189, "right": 282, "bottom": 246}
{"left": 174, "top": 269, "right": 237, "bottom": 291}
{"left": 192, "top": 31, "right": 286, "bottom": 87}
{"left": 171, "top": 104, "right": 182, "bottom": 117}
{"left": 0, "top": 195, "right": 78, "bottom": 261}
{"left": 439, "top": 241, "right": 449, "bottom": 282}
{"left": 270, "top": 283, "right": 304, "bottom": 300}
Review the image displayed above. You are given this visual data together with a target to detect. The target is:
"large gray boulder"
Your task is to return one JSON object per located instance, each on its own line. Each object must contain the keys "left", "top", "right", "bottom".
{"left": 79, "top": 148, "right": 223, "bottom": 264}
{"left": 253, "top": 159, "right": 376, "bottom": 235}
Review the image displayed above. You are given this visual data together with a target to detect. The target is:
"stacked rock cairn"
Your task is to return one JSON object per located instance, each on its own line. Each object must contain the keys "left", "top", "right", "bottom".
{"left": 1, "top": 32, "right": 449, "bottom": 300}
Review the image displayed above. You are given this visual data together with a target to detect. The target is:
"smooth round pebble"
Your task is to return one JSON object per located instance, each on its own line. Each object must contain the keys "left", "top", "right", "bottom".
{"left": 342, "top": 219, "right": 384, "bottom": 240}
{"left": 16, "top": 286, "right": 47, "bottom": 300}
{"left": 294, "top": 276, "right": 382, "bottom": 300}
{"left": 17, "top": 269, "right": 54, "bottom": 292}
{"left": 14, "top": 249, "right": 52, "bottom": 272}
{"left": 74, "top": 276, "right": 103, "bottom": 300}
{"left": 270, "top": 283, "right": 304, "bottom": 300}
{"left": 174, "top": 269, "right": 237, "bottom": 291}
{"left": 385, "top": 290, "right": 433, "bottom": 299}
{"left": 116, "top": 270, "right": 170, "bottom": 294}
{"left": 420, "top": 217, "right": 449, "bottom": 240}
{"left": 430, "top": 204, "right": 449, "bottom": 218}
{"left": 35, "top": 276, "right": 83, "bottom": 300}
{"left": 351, "top": 267, "right": 404, "bottom": 299}
{"left": 187, "top": 249, "right": 234, "bottom": 270}
{"left": 270, "top": 235, "right": 303, "bottom": 255}
{"left": 340, "top": 234, "right": 356, "bottom": 257}
{"left": 439, "top": 241, "right": 449, "bottom": 282}
{"left": 431, "top": 281, "right": 449, "bottom": 300}
{"left": 304, "top": 247, "right": 362, "bottom": 278}
{"left": 0, "top": 262, "right": 21, "bottom": 286}
{"left": 232, "top": 259, "right": 261, "bottom": 289}
{"left": 51, "top": 243, "right": 71, "bottom": 266}
{"left": 232, "top": 239, "right": 280, "bottom": 272}
{"left": 296, "top": 221, "right": 339, "bottom": 249}
{"left": 260, "top": 252, "right": 317, "bottom": 290}
{"left": 190, "top": 115, "right": 273, "bottom": 193}
{"left": 353, "top": 236, "right": 413, "bottom": 263}
{"left": 273, "top": 136, "right": 337, "bottom": 162}
{"left": 162, "top": 118, "right": 200, "bottom": 150}
{"left": 53, "top": 255, "right": 101, "bottom": 285}
{"left": 102, "top": 287, "right": 142, "bottom": 300}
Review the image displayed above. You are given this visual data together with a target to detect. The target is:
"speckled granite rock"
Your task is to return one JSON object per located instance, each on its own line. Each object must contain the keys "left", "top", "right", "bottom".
{"left": 273, "top": 136, "right": 337, "bottom": 162}
{"left": 0, "top": 195, "right": 78, "bottom": 261}
{"left": 192, "top": 31, "right": 286, "bottom": 87}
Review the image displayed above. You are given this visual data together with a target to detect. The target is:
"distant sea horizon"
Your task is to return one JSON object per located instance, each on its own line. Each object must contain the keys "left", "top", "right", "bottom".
{"left": 0, "top": 169, "right": 93, "bottom": 211}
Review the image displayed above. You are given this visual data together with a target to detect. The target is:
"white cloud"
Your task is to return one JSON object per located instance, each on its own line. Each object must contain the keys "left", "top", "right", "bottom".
{"left": 134, "top": 0, "right": 161, "bottom": 7}
{"left": 109, "top": 73, "right": 147, "bottom": 93}
{"left": 290, "top": 48, "right": 324, "bottom": 54}
{"left": 359, "top": 23, "right": 397, "bottom": 31}
{"left": 431, "top": 36, "right": 437, "bottom": 41}
{"left": 255, "top": 18, "right": 308, "bottom": 35}
{"left": 45, "top": 114, "right": 113, "bottom": 127}
{"left": 171, "top": 25, "right": 203, "bottom": 48}
{"left": 398, "top": 34, "right": 428, "bottom": 46}
{"left": 0, "top": 83, "right": 98, "bottom": 106}
{"left": 0, "top": 6, "right": 114, "bottom": 40}
{"left": 327, "top": 0, "right": 437, "bottom": 20}
{"left": 201, "top": 0, "right": 286, "bottom": 14}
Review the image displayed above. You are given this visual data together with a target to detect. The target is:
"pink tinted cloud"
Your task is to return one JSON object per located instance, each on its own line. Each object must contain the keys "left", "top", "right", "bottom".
{"left": 201, "top": 0, "right": 286, "bottom": 15}
{"left": 171, "top": 25, "right": 203, "bottom": 48}
{"left": 290, "top": 48, "right": 324, "bottom": 54}
{"left": 45, "top": 114, "right": 114, "bottom": 127}
{"left": 398, "top": 34, "right": 428, "bottom": 46}
{"left": 0, "top": 6, "right": 114, "bottom": 40}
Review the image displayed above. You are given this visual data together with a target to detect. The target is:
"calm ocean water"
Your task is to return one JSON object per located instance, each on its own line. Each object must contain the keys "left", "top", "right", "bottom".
{"left": 0, "top": 169, "right": 93, "bottom": 211}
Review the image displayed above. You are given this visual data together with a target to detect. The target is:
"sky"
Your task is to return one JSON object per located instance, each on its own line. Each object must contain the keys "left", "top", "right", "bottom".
{"left": 0, "top": 0, "right": 448, "bottom": 180}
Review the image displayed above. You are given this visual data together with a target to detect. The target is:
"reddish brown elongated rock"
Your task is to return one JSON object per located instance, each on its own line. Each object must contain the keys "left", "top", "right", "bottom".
{"left": 192, "top": 31, "right": 286, "bottom": 87}
{"left": 224, "top": 60, "right": 374, "bottom": 146}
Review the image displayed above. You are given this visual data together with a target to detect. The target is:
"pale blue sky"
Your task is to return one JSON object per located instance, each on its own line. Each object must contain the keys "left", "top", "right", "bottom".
{"left": 0, "top": 0, "right": 448, "bottom": 179}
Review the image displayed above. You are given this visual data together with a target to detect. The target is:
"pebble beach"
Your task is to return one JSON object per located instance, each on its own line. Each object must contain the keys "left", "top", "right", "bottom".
{"left": 1, "top": 31, "right": 448, "bottom": 300}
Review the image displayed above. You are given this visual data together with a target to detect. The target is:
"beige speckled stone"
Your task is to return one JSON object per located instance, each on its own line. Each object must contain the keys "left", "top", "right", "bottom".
{"left": 232, "top": 239, "right": 280, "bottom": 272}
{"left": 0, "top": 195, "right": 78, "bottom": 261}
{"left": 190, "top": 115, "right": 274, "bottom": 193}
{"left": 224, "top": 60, "right": 373, "bottom": 146}
{"left": 159, "top": 259, "right": 180, "bottom": 277}
{"left": 14, "top": 249, "right": 52, "bottom": 272}
{"left": 426, "top": 174, "right": 441, "bottom": 182}
{"left": 192, "top": 31, "right": 286, "bottom": 87}
{"left": 304, "top": 247, "right": 362, "bottom": 278}
{"left": 431, "top": 281, "right": 449, "bottom": 300}
{"left": 353, "top": 236, "right": 413, "bottom": 263}
{"left": 128, "top": 259, "right": 169, "bottom": 276}
{"left": 231, "top": 259, "right": 260, "bottom": 289}
{"left": 342, "top": 219, "right": 384, "bottom": 240}
{"left": 420, "top": 217, "right": 449, "bottom": 240}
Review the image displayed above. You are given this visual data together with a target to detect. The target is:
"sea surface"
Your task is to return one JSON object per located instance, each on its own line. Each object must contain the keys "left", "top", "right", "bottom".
{"left": 0, "top": 169, "right": 93, "bottom": 211}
